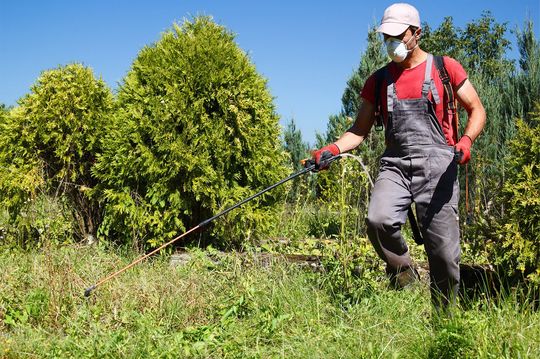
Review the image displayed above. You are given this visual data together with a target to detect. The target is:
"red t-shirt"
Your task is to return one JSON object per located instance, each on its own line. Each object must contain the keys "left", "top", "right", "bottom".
{"left": 361, "top": 56, "right": 467, "bottom": 145}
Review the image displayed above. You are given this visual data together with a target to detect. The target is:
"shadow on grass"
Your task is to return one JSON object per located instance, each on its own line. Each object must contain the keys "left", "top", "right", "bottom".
{"left": 459, "top": 263, "right": 539, "bottom": 310}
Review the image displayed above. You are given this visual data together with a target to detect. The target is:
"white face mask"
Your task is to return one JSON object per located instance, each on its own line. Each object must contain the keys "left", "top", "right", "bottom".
{"left": 385, "top": 30, "right": 418, "bottom": 63}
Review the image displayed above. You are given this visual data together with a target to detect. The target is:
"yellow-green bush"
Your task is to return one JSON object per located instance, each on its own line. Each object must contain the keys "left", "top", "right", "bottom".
{"left": 0, "top": 64, "right": 113, "bottom": 244}
{"left": 494, "top": 103, "right": 540, "bottom": 283}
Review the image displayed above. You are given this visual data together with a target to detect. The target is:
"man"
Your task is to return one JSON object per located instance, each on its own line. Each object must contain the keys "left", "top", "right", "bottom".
{"left": 312, "top": 3, "right": 486, "bottom": 309}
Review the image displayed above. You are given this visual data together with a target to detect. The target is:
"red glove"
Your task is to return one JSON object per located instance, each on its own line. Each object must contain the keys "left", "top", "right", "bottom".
{"left": 311, "top": 143, "right": 340, "bottom": 170}
{"left": 455, "top": 135, "right": 472, "bottom": 164}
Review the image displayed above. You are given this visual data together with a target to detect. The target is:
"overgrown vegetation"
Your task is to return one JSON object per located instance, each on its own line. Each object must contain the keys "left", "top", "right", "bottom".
{"left": 0, "top": 12, "right": 539, "bottom": 357}
{"left": 0, "top": 247, "right": 539, "bottom": 358}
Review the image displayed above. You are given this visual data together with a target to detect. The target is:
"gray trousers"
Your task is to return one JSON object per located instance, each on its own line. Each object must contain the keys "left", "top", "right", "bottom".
{"left": 366, "top": 146, "right": 460, "bottom": 307}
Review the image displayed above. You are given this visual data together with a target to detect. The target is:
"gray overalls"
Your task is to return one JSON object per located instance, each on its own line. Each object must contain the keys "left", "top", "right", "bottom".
{"left": 366, "top": 54, "right": 460, "bottom": 307}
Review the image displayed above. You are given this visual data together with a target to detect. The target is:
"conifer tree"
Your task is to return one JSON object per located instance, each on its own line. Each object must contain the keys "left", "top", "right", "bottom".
{"left": 0, "top": 64, "right": 113, "bottom": 242}
{"left": 94, "top": 17, "right": 288, "bottom": 248}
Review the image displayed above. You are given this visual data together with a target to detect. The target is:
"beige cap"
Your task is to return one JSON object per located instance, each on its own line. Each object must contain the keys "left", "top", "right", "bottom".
{"left": 377, "top": 3, "right": 421, "bottom": 36}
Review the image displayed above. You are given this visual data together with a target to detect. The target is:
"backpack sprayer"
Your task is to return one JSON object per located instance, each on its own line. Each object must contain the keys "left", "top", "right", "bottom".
{"left": 84, "top": 152, "right": 341, "bottom": 297}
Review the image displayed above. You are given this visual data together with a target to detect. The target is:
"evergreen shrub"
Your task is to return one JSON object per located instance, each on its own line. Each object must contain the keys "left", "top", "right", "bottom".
{"left": 0, "top": 64, "right": 113, "bottom": 244}
{"left": 94, "top": 17, "right": 287, "bottom": 248}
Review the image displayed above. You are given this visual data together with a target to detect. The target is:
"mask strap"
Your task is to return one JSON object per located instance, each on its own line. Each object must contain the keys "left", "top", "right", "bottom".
{"left": 405, "top": 29, "right": 419, "bottom": 51}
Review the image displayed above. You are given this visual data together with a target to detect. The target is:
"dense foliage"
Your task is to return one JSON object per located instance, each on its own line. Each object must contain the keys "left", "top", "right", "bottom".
{"left": 0, "top": 64, "right": 113, "bottom": 244}
{"left": 494, "top": 104, "right": 540, "bottom": 283}
{"left": 422, "top": 12, "right": 513, "bottom": 79}
{"left": 93, "top": 17, "right": 288, "bottom": 248}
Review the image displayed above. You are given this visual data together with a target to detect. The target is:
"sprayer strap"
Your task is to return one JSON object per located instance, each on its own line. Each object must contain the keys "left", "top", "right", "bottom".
{"left": 374, "top": 67, "right": 386, "bottom": 131}
{"left": 433, "top": 55, "right": 455, "bottom": 115}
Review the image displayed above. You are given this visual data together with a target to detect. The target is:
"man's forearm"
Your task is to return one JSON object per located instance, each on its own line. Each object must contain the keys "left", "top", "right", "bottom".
{"left": 463, "top": 106, "right": 486, "bottom": 143}
{"left": 331, "top": 100, "right": 375, "bottom": 153}
{"left": 334, "top": 131, "right": 366, "bottom": 153}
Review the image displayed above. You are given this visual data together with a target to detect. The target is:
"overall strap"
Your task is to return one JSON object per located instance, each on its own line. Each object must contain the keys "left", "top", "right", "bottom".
{"left": 374, "top": 67, "right": 386, "bottom": 131}
{"left": 385, "top": 67, "right": 396, "bottom": 116}
{"left": 422, "top": 54, "right": 441, "bottom": 104}
{"left": 433, "top": 55, "right": 456, "bottom": 116}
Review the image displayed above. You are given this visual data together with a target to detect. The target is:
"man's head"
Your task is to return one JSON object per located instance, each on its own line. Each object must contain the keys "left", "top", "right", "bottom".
{"left": 377, "top": 3, "right": 421, "bottom": 37}
{"left": 378, "top": 3, "right": 422, "bottom": 63}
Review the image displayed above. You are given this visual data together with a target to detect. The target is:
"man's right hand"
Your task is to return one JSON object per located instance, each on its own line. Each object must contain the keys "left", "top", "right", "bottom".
{"left": 454, "top": 135, "right": 472, "bottom": 164}
{"left": 311, "top": 143, "right": 340, "bottom": 170}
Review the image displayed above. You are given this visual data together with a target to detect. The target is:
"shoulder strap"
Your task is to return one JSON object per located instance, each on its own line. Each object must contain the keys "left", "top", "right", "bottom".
{"left": 434, "top": 55, "right": 460, "bottom": 142}
{"left": 433, "top": 55, "right": 456, "bottom": 115}
{"left": 373, "top": 67, "right": 386, "bottom": 131}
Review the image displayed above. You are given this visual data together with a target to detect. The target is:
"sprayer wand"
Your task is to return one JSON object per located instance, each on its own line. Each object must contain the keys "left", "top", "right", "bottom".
{"left": 84, "top": 155, "right": 341, "bottom": 297}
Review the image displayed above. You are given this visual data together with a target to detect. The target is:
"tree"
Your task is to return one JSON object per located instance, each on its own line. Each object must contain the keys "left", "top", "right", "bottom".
{"left": 0, "top": 64, "right": 113, "bottom": 243}
{"left": 283, "top": 118, "right": 309, "bottom": 172}
{"left": 462, "top": 19, "right": 536, "bottom": 226}
{"left": 460, "top": 11, "right": 513, "bottom": 78}
{"left": 421, "top": 17, "right": 464, "bottom": 60}
{"left": 93, "top": 17, "right": 288, "bottom": 249}
{"left": 466, "top": 20, "right": 540, "bottom": 259}
{"left": 422, "top": 12, "right": 513, "bottom": 78}
{"left": 493, "top": 103, "right": 540, "bottom": 284}
{"left": 512, "top": 20, "right": 540, "bottom": 120}
{"left": 516, "top": 20, "right": 537, "bottom": 73}
{"left": 282, "top": 118, "right": 310, "bottom": 202}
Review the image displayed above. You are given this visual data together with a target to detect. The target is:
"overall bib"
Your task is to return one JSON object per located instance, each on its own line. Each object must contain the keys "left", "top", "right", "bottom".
{"left": 366, "top": 54, "right": 460, "bottom": 307}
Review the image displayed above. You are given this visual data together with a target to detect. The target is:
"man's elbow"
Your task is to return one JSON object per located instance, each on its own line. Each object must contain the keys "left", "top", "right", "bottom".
{"left": 347, "top": 123, "right": 364, "bottom": 136}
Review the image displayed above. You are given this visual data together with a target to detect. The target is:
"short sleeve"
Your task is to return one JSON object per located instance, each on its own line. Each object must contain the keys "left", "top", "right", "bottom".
{"left": 443, "top": 56, "right": 468, "bottom": 89}
{"left": 360, "top": 73, "right": 377, "bottom": 105}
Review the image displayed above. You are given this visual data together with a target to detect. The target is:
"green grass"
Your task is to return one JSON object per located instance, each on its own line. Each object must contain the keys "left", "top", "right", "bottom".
{"left": 0, "top": 245, "right": 539, "bottom": 358}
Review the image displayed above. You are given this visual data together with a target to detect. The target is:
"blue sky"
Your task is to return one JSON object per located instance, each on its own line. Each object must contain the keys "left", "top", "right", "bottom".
{"left": 1, "top": 1, "right": 538, "bottom": 145}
